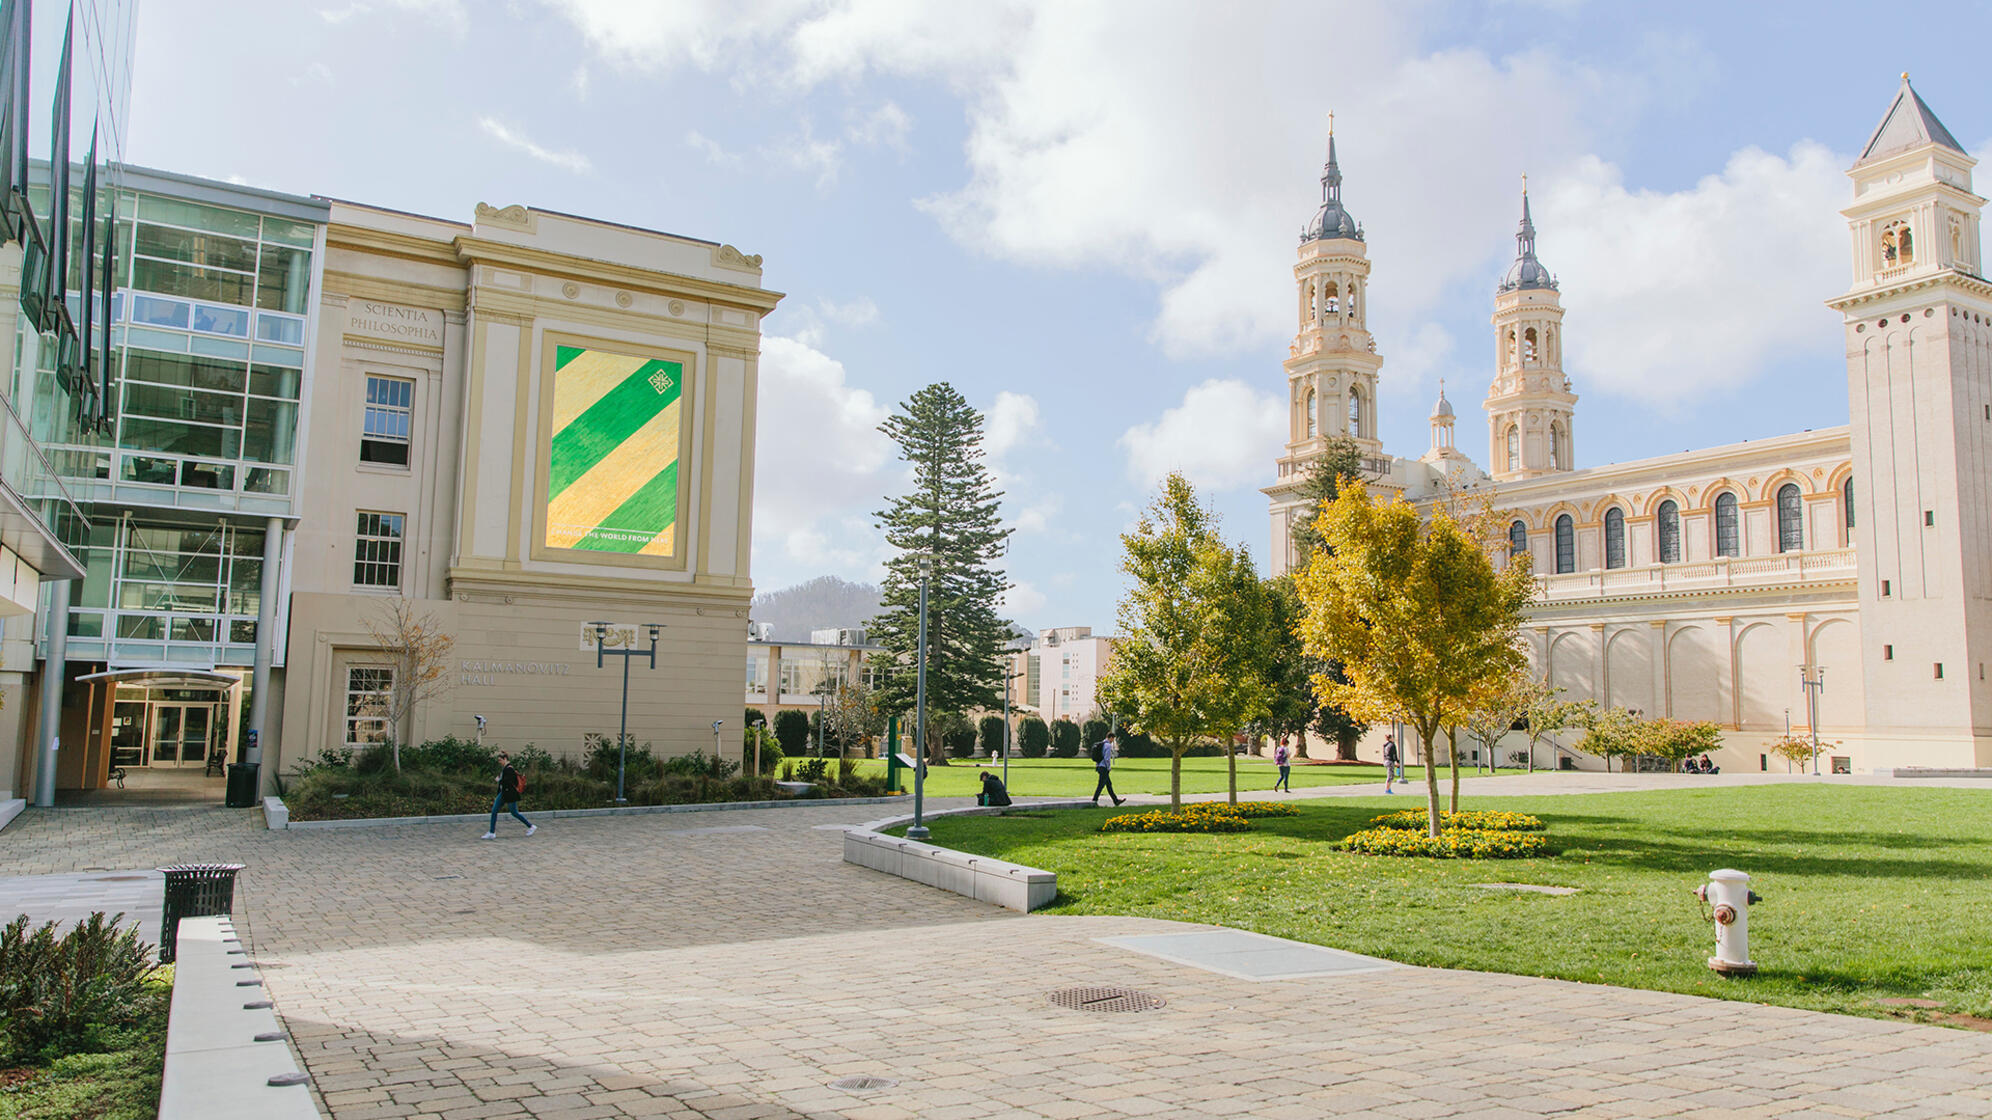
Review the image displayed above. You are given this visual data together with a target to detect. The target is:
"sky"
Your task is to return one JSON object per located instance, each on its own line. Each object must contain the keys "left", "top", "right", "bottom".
{"left": 121, "top": 0, "right": 1992, "bottom": 633}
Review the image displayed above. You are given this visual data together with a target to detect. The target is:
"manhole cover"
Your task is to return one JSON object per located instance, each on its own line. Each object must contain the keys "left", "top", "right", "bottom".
{"left": 1048, "top": 986, "right": 1165, "bottom": 1013}
{"left": 829, "top": 1076, "right": 897, "bottom": 1093}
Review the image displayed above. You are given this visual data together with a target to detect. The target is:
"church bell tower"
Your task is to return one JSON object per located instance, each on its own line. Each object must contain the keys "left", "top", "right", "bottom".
{"left": 1484, "top": 187, "right": 1576, "bottom": 481}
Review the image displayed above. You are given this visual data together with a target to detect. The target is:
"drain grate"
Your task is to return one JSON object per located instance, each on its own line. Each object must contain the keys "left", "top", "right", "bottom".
{"left": 829, "top": 1076, "right": 897, "bottom": 1093}
{"left": 1048, "top": 986, "right": 1165, "bottom": 1013}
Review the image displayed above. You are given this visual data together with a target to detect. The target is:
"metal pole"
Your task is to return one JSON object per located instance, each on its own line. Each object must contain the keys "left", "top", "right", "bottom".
{"left": 1002, "top": 670, "right": 1011, "bottom": 790}
{"left": 617, "top": 645, "right": 631, "bottom": 803}
{"left": 909, "top": 559, "right": 930, "bottom": 840}
{"left": 247, "top": 516, "right": 283, "bottom": 766}
{"left": 31, "top": 579, "right": 72, "bottom": 808}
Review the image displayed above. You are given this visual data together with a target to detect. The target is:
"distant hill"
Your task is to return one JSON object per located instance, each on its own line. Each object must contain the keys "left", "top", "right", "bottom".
{"left": 750, "top": 576, "right": 882, "bottom": 641}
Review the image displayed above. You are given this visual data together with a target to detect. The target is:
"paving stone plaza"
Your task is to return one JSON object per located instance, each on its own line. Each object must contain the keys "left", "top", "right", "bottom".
{"left": 4, "top": 775, "right": 1992, "bottom": 1119}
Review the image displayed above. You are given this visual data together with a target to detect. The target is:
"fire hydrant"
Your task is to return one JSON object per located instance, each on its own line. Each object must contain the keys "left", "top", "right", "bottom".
{"left": 1692, "top": 868, "right": 1763, "bottom": 976}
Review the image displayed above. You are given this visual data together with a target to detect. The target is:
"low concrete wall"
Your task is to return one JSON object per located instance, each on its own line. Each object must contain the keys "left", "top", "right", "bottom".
{"left": 843, "top": 801, "right": 1089, "bottom": 912}
{"left": 1892, "top": 767, "right": 1992, "bottom": 778}
{"left": 266, "top": 793, "right": 905, "bottom": 830}
{"left": 159, "top": 916, "right": 322, "bottom": 1120}
{"left": 0, "top": 798, "right": 22, "bottom": 833}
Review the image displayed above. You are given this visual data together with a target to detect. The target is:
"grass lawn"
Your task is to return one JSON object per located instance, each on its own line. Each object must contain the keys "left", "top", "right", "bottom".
{"left": 835, "top": 756, "right": 1489, "bottom": 798}
{"left": 0, "top": 969, "right": 169, "bottom": 1120}
{"left": 911, "top": 784, "right": 1992, "bottom": 1024}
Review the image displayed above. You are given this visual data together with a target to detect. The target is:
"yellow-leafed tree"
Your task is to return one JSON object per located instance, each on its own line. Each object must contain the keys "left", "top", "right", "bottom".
{"left": 1294, "top": 482, "right": 1537, "bottom": 836}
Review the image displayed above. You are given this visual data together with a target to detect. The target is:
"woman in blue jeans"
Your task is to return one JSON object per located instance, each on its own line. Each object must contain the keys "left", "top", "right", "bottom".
{"left": 481, "top": 751, "right": 536, "bottom": 839}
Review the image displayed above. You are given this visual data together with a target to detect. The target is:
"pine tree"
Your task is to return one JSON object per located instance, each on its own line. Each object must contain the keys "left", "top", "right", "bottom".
{"left": 1288, "top": 435, "right": 1366, "bottom": 565}
{"left": 872, "top": 384, "right": 1012, "bottom": 764}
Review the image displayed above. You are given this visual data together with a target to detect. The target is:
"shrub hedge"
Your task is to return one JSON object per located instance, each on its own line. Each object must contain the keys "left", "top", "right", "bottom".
{"left": 0, "top": 913, "right": 159, "bottom": 1065}
{"left": 1100, "top": 804, "right": 1252, "bottom": 833}
{"left": 1228, "top": 801, "right": 1300, "bottom": 819}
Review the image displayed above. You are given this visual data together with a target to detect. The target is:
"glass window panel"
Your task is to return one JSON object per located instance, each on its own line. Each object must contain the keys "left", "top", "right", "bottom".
{"left": 229, "top": 528, "right": 266, "bottom": 556}
{"left": 248, "top": 343, "right": 303, "bottom": 367}
{"left": 133, "top": 257, "right": 255, "bottom": 305}
{"left": 243, "top": 398, "right": 297, "bottom": 464}
{"left": 123, "top": 327, "right": 190, "bottom": 353}
{"left": 170, "top": 617, "right": 218, "bottom": 643}
{"left": 1507, "top": 520, "right": 1527, "bottom": 562}
{"left": 256, "top": 245, "right": 311, "bottom": 313}
{"left": 189, "top": 336, "right": 252, "bottom": 361}
{"left": 124, "top": 383, "right": 240, "bottom": 425}
{"left": 248, "top": 364, "right": 301, "bottom": 399}
{"left": 129, "top": 293, "right": 189, "bottom": 328}
{"left": 1554, "top": 515, "right": 1575, "bottom": 574}
{"left": 1777, "top": 484, "right": 1804, "bottom": 553}
{"left": 243, "top": 467, "right": 290, "bottom": 495}
{"left": 66, "top": 612, "right": 104, "bottom": 637}
{"left": 116, "top": 613, "right": 165, "bottom": 639}
{"left": 1658, "top": 501, "right": 1681, "bottom": 564}
{"left": 1843, "top": 480, "right": 1854, "bottom": 530}
{"left": 135, "top": 195, "right": 263, "bottom": 239}
{"left": 119, "top": 455, "right": 180, "bottom": 485}
{"left": 131, "top": 222, "right": 259, "bottom": 272}
{"left": 122, "top": 350, "right": 248, "bottom": 394}
{"left": 261, "top": 217, "right": 317, "bottom": 248}
{"left": 1715, "top": 493, "right": 1740, "bottom": 558}
{"left": 353, "top": 511, "right": 406, "bottom": 587}
{"left": 1604, "top": 509, "right": 1626, "bottom": 570}
{"left": 254, "top": 313, "right": 304, "bottom": 345}
{"left": 122, "top": 553, "right": 222, "bottom": 583}
{"left": 118, "top": 417, "right": 240, "bottom": 459}
{"left": 117, "top": 583, "right": 220, "bottom": 612}
{"left": 192, "top": 304, "right": 250, "bottom": 337}
{"left": 177, "top": 462, "right": 234, "bottom": 490}
{"left": 127, "top": 525, "right": 225, "bottom": 555}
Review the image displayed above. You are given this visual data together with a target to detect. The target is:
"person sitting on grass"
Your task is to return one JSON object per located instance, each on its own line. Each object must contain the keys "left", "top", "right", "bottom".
{"left": 978, "top": 769, "right": 1012, "bottom": 807}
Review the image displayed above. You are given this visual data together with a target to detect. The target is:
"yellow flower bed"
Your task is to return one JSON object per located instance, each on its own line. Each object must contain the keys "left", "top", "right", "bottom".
{"left": 1229, "top": 801, "right": 1299, "bottom": 819}
{"left": 1339, "top": 826, "right": 1549, "bottom": 859}
{"left": 1369, "top": 809, "right": 1545, "bottom": 832}
{"left": 1101, "top": 804, "right": 1253, "bottom": 833}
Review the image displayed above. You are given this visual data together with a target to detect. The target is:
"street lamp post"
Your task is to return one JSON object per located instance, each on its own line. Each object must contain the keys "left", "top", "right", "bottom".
{"left": 908, "top": 555, "right": 933, "bottom": 840}
{"left": 589, "top": 620, "right": 662, "bottom": 803}
{"left": 1799, "top": 665, "right": 1826, "bottom": 775}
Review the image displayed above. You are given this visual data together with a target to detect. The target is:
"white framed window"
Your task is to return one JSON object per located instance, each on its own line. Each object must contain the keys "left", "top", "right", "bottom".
{"left": 361, "top": 375, "right": 414, "bottom": 466}
{"left": 353, "top": 511, "right": 405, "bottom": 588}
{"left": 345, "top": 666, "right": 395, "bottom": 748}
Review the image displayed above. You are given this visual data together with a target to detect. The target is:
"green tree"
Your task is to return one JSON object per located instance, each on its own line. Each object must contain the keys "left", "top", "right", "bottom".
{"left": 1520, "top": 685, "right": 1592, "bottom": 772}
{"left": 1287, "top": 435, "right": 1366, "bottom": 565}
{"left": 871, "top": 384, "right": 1012, "bottom": 765}
{"left": 1049, "top": 718, "right": 1081, "bottom": 758}
{"left": 1263, "top": 575, "right": 1367, "bottom": 759}
{"left": 1578, "top": 706, "right": 1645, "bottom": 772}
{"left": 1018, "top": 715, "right": 1049, "bottom": 758}
{"left": 772, "top": 709, "right": 810, "bottom": 757}
{"left": 978, "top": 714, "right": 1008, "bottom": 757}
{"left": 1081, "top": 717, "right": 1111, "bottom": 755}
{"left": 1098, "top": 473, "right": 1274, "bottom": 809}
{"left": 828, "top": 679, "right": 884, "bottom": 759}
{"left": 1295, "top": 482, "right": 1537, "bottom": 835}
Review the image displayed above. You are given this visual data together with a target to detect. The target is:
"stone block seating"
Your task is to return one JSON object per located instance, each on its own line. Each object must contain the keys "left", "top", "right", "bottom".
{"left": 843, "top": 802, "right": 1088, "bottom": 912}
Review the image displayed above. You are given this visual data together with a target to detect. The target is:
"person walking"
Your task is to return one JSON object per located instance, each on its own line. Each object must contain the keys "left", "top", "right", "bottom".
{"left": 481, "top": 751, "right": 536, "bottom": 839}
{"left": 1383, "top": 735, "right": 1402, "bottom": 794}
{"left": 1092, "top": 733, "right": 1124, "bottom": 807}
{"left": 1273, "top": 736, "right": 1293, "bottom": 793}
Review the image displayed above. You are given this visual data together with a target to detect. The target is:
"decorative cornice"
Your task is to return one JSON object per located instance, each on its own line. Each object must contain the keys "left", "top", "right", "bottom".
{"left": 322, "top": 269, "right": 469, "bottom": 313}
{"left": 326, "top": 224, "right": 464, "bottom": 269}
{"left": 473, "top": 202, "right": 534, "bottom": 231}
{"left": 454, "top": 235, "right": 783, "bottom": 312}
{"left": 1827, "top": 268, "right": 1992, "bottom": 312}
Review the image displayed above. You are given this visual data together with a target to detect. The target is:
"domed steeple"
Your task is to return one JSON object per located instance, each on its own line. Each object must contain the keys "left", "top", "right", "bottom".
{"left": 1499, "top": 185, "right": 1556, "bottom": 293}
{"left": 1302, "top": 132, "right": 1363, "bottom": 243}
{"left": 1430, "top": 379, "right": 1455, "bottom": 420}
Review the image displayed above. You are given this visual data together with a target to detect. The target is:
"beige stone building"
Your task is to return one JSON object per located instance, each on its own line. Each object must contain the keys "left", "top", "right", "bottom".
{"left": 1268, "top": 78, "right": 1992, "bottom": 773}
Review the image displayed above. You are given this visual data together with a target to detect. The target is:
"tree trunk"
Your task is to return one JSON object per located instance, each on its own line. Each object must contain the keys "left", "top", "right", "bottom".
{"left": 1170, "top": 745, "right": 1185, "bottom": 810}
{"left": 1336, "top": 729, "right": 1357, "bottom": 761}
{"left": 1447, "top": 728, "right": 1461, "bottom": 813}
{"left": 1226, "top": 732, "right": 1238, "bottom": 806}
{"left": 1418, "top": 723, "right": 1444, "bottom": 837}
{"left": 1293, "top": 730, "right": 1308, "bottom": 759}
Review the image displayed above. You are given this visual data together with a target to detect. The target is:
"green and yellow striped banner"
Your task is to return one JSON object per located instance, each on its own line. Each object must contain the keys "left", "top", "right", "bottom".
{"left": 544, "top": 345, "right": 682, "bottom": 556}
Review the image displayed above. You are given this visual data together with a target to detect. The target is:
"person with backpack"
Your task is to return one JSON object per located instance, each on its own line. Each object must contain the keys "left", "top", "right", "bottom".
{"left": 1091, "top": 734, "right": 1124, "bottom": 807}
{"left": 978, "top": 769, "right": 1012, "bottom": 807}
{"left": 1273, "top": 736, "right": 1293, "bottom": 793}
{"left": 481, "top": 751, "right": 536, "bottom": 839}
{"left": 1383, "top": 735, "right": 1402, "bottom": 794}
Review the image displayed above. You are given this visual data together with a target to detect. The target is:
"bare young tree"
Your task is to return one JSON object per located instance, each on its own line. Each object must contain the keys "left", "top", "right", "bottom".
{"left": 359, "top": 598, "right": 456, "bottom": 772}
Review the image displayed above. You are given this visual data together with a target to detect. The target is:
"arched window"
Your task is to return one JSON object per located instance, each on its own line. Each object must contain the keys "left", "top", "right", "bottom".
{"left": 1505, "top": 425, "right": 1520, "bottom": 472}
{"left": 1883, "top": 220, "right": 1914, "bottom": 266}
{"left": 1523, "top": 327, "right": 1539, "bottom": 364}
{"left": 1657, "top": 499, "right": 1681, "bottom": 564}
{"left": 1508, "top": 520, "right": 1528, "bottom": 563}
{"left": 1506, "top": 329, "right": 1517, "bottom": 368}
{"left": 1348, "top": 390, "right": 1362, "bottom": 438}
{"left": 1776, "top": 483, "right": 1804, "bottom": 553}
{"left": 1714, "top": 492, "right": 1740, "bottom": 558}
{"left": 1322, "top": 280, "right": 1339, "bottom": 314}
{"left": 1549, "top": 422, "right": 1565, "bottom": 470}
{"left": 1842, "top": 478, "right": 1854, "bottom": 531}
{"left": 1604, "top": 508, "right": 1626, "bottom": 569}
{"left": 1554, "top": 514, "right": 1575, "bottom": 574}
{"left": 1304, "top": 389, "right": 1317, "bottom": 439}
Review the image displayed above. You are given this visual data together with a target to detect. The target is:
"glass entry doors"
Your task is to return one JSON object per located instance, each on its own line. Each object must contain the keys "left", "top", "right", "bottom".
{"left": 148, "top": 704, "right": 214, "bottom": 767}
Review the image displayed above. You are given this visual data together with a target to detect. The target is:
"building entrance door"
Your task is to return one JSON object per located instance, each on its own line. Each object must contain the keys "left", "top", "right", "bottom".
{"left": 147, "top": 704, "right": 214, "bottom": 767}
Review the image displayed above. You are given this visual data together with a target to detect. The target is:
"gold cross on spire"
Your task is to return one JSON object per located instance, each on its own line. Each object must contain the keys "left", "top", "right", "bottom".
{"left": 1328, "top": 110, "right": 1334, "bottom": 136}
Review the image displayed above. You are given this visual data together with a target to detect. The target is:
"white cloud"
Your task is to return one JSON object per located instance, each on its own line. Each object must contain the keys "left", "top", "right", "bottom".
{"left": 1012, "top": 494, "right": 1060, "bottom": 534}
{"left": 753, "top": 335, "right": 897, "bottom": 578}
{"left": 1119, "top": 378, "right": 1285, "bottom": 492}
{"left": 685, "top": 129, "right": 744, "bottom": 169}
{"left": 477, "top": 117, "right": 593, "bottom": 174}
{"left": 767, "top": 118, "right": 844, "bottom": 189}
{"left": 847, "top": 100, "right": 912, "bottom": 149}
{"left": 1542, "top": 142, "right": 1847, "bottom": 406}
{"left": 984, "top": 390, "right": 1040, "bottom": 460}
{"left": 1000, "top": 579, "right": 1047, "bottom": 618}
{"left": 321, "top": 0, "right": 466, "bottom": 32}
{"left": 772, "top": 295, "right": 883, "bottom": 348}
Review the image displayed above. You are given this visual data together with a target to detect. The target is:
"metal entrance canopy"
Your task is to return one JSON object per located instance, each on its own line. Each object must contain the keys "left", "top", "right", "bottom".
{"left": 77, "top": 667, "right": 241, "bottom": 690}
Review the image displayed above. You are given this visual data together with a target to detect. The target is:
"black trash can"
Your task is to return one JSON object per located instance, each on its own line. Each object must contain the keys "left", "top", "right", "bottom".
{"left": 158, "top": 862, "right": 244, "bottom": 963}
{"left": 224, "top": 762, "right": 260, "bottom": 808}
